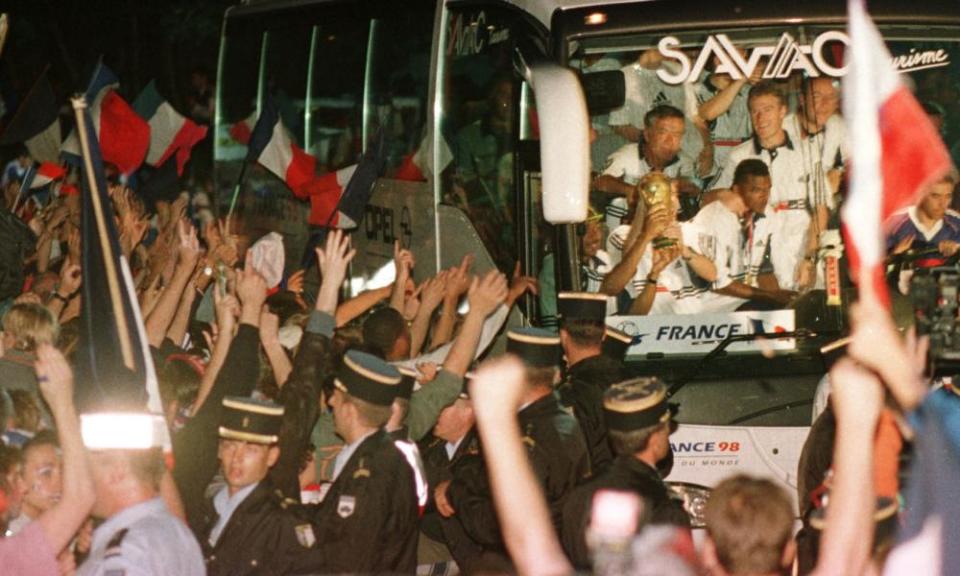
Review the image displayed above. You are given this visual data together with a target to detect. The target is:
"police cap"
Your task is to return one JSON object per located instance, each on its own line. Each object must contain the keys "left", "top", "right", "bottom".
{"left": 335, "top": 350, "right": 402, "bottom": 407}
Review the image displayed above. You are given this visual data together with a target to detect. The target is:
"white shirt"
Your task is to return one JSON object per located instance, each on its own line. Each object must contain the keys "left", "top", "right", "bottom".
{"left": 601, "top": 144, "right": 694, "bottom": 230}
{"left": 606, "top": 223, "right": 712, "bottom": 314}
{"left": 332, "top": 430, "right": 377, "bottom": 481}
{"left": 783, "top": 113, "right": 847, "bottom": 209}
{"left": 208, "top": 482, "right": 259, "bottom": 546}
{"left": 712, "top": 132, "right": 827, "bottom": 207}
{"left": 696, "top": 78, "right": 752, "bottom": 176}
{"left": 690, "top": 200, "right": 775, "bottom": 312}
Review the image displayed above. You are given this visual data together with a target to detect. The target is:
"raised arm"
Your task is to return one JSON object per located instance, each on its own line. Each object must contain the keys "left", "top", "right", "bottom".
{"left": 335, "top": 284, "right": 392, "bottom": 327}
{"left": 146, "top": 220, "right": 201, "bottom": 348}
{"left": 34, "top": 345, "right": 95, "bottom": 554}
{"left": 409, "top": 271, "right": 449, "bottom": 357}
{"left": 470, "top": 356, "right": 572, "bottom": 576}
{"left": 432, "top": 255, "right": 473, "bottom": 350}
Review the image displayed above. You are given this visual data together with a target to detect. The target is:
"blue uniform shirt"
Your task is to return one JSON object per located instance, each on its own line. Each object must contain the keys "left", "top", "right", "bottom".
{"left": 78, "top": 497, "right": 205, "bottom": 576}
{"left": 886, "top": 207, "right": 960, "bottom": 263}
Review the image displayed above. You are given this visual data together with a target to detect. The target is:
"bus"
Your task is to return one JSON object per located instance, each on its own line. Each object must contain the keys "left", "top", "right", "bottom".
{"left": 214, "top": 0, "right": 960, "bottom": 525}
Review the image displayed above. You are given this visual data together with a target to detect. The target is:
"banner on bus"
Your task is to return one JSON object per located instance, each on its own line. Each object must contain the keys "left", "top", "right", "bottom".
{"left": 607, "top": 310, "right": 796, "bottom": 356}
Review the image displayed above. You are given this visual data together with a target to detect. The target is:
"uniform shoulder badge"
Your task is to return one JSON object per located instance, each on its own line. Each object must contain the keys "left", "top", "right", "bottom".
{"left": 295, "top": 523, "right": 316, "bottom": 548}
{"left": 104, "top": 528, "right": 129, "bottom": 558}
{"left": 337, "top": 495, "right": 356, "bottom": 518}
{"left": 353, "top": 457, "right": 371, "bottom": 479}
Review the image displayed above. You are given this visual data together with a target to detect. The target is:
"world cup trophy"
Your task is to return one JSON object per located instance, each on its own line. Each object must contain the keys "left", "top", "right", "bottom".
{"left": 636, "top": 171, "right": 675, "bottom": 248}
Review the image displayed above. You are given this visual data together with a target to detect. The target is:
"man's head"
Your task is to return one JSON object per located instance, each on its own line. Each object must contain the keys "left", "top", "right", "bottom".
{"left": 88, "top": 448, "right": 166, "bottom": 519}
{"left": 2, "top": 303, "right": 59, "bottom": 353}
{"left": 506, "top": 327, "right": 562, "bottom": 395}
{"left": 643, "top": 105, "right": 686, "bottom": 168}
{"left": 747, "top": 82, "right": 788, "bottom": 143}
{"left": 918, "top": 173, "right": 957, "bottom": 223}
{"left": 579, "top": 210, "right": 604, "bottom": 260}
{"left": 557, "top": 292, "right": 607, "bottom": 360}
{"left": 799, "top": 77, "right": 840, "bottom": 132}
{"left": 602, "top": 326, "right": 633, "bottom": 361}
{"left": 331, "top": 350, "right": 400, "bottom": 442}
{"left": 703, "top": 475, "right": 795, "bottom": 576}
{"left": 19, "top": 432, "right": 62, "bottom": 518}
{"left": 603, "top": 378, "right": 673, "bottom": 467}
{"left": 732, "top": 159, "right": 772, "bottom": 215}
{"left": 217, "top": 397, "right": 285, "bottom": 494}
{"left": 433, "top": 391, "right": 474, "bottom": 444}
{"left": 362, "top": 307, "right": 411, "bottom": 361}
{"left": 387, "top": 367, "right": 417, "bottom": 432}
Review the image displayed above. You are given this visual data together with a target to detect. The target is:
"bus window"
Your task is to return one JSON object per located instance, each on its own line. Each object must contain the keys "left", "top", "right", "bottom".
{"left": 263, "top": 22, "right": 312, "bottom": 148}
{"left": 365, "top": 14, "right": 433, "bottom": 177}
{"left": 217, "top": 17, "right": 263, "bottom": 163}
{"left": 307, "top": 19, "right": 368, "bottom": 171}
{"left": 440, "top": 6, "right": 523, "bottom": 273}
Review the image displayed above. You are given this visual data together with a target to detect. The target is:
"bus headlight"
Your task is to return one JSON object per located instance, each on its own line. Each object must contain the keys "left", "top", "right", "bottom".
{"left": 667, "top": 482, "right": 712, "bottom": 528}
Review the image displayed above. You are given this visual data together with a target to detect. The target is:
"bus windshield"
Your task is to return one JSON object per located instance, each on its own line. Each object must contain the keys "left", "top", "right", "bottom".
{"left": 565, "top": 23, "right": 960, "bottom": 358}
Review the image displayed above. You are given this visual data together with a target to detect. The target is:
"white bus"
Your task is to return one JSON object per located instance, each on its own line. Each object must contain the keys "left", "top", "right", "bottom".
{"left": 215, "top": 0, "right": 960, "bottom": 524}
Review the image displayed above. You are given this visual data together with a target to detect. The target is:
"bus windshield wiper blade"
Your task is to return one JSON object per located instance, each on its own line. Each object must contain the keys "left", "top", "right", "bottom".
{"left": 666, "top": 329, "right": 816, "bottom": 398}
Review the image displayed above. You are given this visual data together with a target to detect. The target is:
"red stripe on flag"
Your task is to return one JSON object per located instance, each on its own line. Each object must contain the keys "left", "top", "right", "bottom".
{"left": 879, "top": 88, "right": 951, "bottom": 221}
{"left": 99, "top": 91, "right": 150, "bottom": 175}
{"left": 394, "top": 152, "right": 426, "bottom": 182}
{"left": 285, "top": 144, "right": 317, "bottom": 194}
{"left": 230, "top": 121, "right": 252, "bottom": 145}
{"left": 155, "top": 119, "right": 208, "bottom": 176}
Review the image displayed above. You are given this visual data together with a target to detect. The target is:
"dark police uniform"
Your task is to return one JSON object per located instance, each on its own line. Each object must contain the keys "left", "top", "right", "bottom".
{"left": 507, "top": 327, "right": 592, "bottom": 537}
{"left": 292, "top": 350, "right": 420, "bottom": 575}
{"left": 560, "top": 377, "right": 689, "bottom": 569}
{"left": 556, "top": 292, "right": 624, "bottom": 475}
{"left": 420, "top": 428, "right": 508, "bottom": 571}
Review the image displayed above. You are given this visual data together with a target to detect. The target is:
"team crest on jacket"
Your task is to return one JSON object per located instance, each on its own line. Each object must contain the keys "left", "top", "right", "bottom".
{"left": 337, "top": 495, "right": 356, "bottom": 518}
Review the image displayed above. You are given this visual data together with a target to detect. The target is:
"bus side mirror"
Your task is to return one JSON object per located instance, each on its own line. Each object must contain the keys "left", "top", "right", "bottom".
{"left": 528, "top": 62, "right": 590, "bottom": 224}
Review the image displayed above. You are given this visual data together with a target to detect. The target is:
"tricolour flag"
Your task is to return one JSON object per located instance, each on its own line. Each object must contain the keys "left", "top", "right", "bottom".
{"left": 840, "top": 0, "right": 951, "bottom": 306}
{"left": 294, "top": 129, "right": 386, "bottom": 228}
{"left": 0, "top": 69, "right": 61, "bottom": 163}
{"left": 132, "top": 80, "right": 208, "bottom": 175}
{"left": 27, "top": 162, "right": 66, "bottom": 190}
{"left": 71, "top": 95, "right": 161, "bottom": 415}
{"left": 63, "top": 61, "right": 151, "bottom": 176}
{"left": 246, "top": 94, "right": 316, "bottom": 194}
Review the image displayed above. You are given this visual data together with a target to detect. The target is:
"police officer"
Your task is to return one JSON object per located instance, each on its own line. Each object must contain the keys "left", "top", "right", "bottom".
{"left": 419, "top": 384, "right": 506, "bottom": 572}
{"left": 198, "top": 397, "right": 317, "bottom": 576}
{"left": 556, "top": 292, "right": 622, "bottom": 474}
{"left": 77, "top": 413, "right": 205, "bottom": 576}
{"left": 506, "top": 327, "right": 591, "bottom": 535}
{"left": 294, "top": 350, "right": 421, "bottom": 574}
{"left": 560, "top": 377, "right": 689, "bottom": 569}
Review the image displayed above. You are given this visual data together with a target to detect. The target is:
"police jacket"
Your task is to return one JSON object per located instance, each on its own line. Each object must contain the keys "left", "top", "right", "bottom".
{"left": 519, "top": 391, "right": 592, "bottom": 536}
{"left": 293, "top": 429, "right": 420, "bottom": 575}
{"left": 420, "top": 429, "right": 507, "bottom": 570}
{"left": 559, "top": 354, "right": 624, "bottom": 474}
{"left": 201, "top": 481, "right": 317, "bottom": 576}
{"left": 560, "top": 454, "right": 690, "bottom": 568}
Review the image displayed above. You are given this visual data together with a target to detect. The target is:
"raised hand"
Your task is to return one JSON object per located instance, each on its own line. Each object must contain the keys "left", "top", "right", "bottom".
{"left": 315, "top": 229, "right": 356, "bottom": 314}
{"left": 506, "top": 261, "right": 538, "bottom": 307}
{"left": 468, "top": 269, "right": 508, "bottom": 318}
{"left": 444, "top": 254, "right": 474, "bottom": 305}
{"left": 34, "top": 344, "right": 75, "bottom": 414}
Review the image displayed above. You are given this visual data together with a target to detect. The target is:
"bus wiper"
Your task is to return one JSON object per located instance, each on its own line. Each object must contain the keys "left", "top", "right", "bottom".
{"left": 666, "top": 329, "right": 816, "bottom": 398}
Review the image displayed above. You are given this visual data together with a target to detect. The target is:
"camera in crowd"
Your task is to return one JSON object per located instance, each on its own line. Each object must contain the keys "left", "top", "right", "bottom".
{"left": 911, "top": 266, "right": 960, "bottom": 376}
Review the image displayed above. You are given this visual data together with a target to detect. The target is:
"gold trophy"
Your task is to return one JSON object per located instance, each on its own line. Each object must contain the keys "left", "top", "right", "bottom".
{"left": 636, "top": 171, "right": 676, "bottom": 248}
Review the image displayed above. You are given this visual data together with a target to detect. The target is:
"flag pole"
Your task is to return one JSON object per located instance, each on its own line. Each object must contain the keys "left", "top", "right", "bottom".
{"left": 10, "top": 163, "right": 35, "bottom": 214}
{"left": 226, "top": 160, "right": 249, "bottom": 218}
{"left": 71, "top": 94, "right": 136, "bottom": 370}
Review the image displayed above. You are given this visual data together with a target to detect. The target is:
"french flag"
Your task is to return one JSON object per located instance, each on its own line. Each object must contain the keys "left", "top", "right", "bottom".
{"left": 840, "top": 0, "right": 951, "bottom": 306}
{"left": 246, "top": 95, "right": 316, "bottom": 194}
{"left": 295, "top": 130, "right": 386, "bottom": 228}
{"left": 62, "top": 62, "right": 151, "bottom": 176}
{"left": 229, "top": 110, "right": 258, "bottom": 145}
{"left": 0, "top": 69, "right": 61, "bottom": 163}
{"left": 29, "top": 162, "right": 66, "bottom": 189}
{"left": 132, "top": 80, "right": 208, "bottom": 176}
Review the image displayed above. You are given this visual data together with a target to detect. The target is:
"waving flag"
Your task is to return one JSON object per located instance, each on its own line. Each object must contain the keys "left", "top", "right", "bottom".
{"left": 0, "top": 69, "right": 61, "bottom": 163}
{"left": 71, "top": 95, "right": 160, "bottom": 414}
{"left": 840, "top": 0, "right": 951, "bottom": 306}
{"left": 63, "top": 61, "right": 150, "bottom": 175}
{"left": 25, "top": 162, "right": 66, "bottom": 190}
{"left": 294, "top": 129, "right": 387, "bottom": 228}
{"left": 132, "top": 80, "right": 208, "bottom": 175}
{"left": 246, "top": 94, "right": 316, "bottom": 193}
{"left": 229, "top": 110, "right": 258, "bottom": 145}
